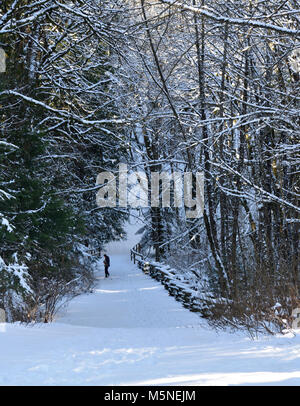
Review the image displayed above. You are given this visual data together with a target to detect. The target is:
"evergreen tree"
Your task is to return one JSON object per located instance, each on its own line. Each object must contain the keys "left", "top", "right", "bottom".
{"left": 0, "top": 0, "right": 129, "bottom": 321}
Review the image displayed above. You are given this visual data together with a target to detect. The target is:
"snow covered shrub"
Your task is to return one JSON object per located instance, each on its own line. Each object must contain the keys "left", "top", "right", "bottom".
{"left": 72, "top": 243, "right": 99, "bottom": 294}
{"left": 200, "top": 260, "right": 300, "bottom": 337}
{"left": 23, "top": 244, "right": 98, "bottom": 323}
{"left": 27, "top": 276, "right": 78, "bottom": 323}
{"left": 0, "top": 254, "right": 33, "bottom": 322}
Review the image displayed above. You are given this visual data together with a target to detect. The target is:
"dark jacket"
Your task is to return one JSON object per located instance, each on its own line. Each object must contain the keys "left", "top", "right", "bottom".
{"left": 104, "top": 255, "right": 110, "bottom": 267}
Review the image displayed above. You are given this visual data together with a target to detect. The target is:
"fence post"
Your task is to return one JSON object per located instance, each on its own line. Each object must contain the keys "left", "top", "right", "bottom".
{"left": 130, "top": 245, "right": 144, "bottom": 265}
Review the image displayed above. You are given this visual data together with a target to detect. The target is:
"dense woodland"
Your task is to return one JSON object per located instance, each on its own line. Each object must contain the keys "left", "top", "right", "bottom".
{"left": 0, "top": 0, "right": 299, "bottom": 333}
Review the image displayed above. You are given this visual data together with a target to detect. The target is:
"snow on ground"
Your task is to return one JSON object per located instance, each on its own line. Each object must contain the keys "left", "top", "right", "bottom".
{"left": 1, "top": 228, "right": 300, "bottom": 385}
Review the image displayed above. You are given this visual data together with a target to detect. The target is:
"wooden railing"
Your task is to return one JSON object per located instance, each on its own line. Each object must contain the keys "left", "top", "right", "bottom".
{"left": 130, "top": 243, "right": 143, "bottom": 264}
{"left": 130, "top": 245, "right": 208, "bottom": 315}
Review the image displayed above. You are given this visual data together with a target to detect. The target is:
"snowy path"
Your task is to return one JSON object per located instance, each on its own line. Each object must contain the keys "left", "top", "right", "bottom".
{"left": 56, "top": 254, "right": 200, "bottom": 329}
{"left": 1, "top": 253, "right": 300, "bottom": 386}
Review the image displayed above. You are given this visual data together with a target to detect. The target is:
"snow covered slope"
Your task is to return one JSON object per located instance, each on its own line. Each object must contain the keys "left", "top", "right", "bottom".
{"left": 1, "top": 253, "right": 300, "bottom": 386}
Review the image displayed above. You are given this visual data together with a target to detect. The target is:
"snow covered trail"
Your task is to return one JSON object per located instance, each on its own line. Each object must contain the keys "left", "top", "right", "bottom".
{"left": 56, "top": 254, "right": 200, "bottom": 329}
{"left": 1, "top": 253, "right": 300, "bottom": 386}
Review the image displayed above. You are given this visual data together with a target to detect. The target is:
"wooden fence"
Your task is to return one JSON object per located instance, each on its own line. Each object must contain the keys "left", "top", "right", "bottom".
{"left": 130, "top": 244, "right": 207, "bottom": 314}
{"left": 130, "top": 243, "right": 143, "bottom": 264}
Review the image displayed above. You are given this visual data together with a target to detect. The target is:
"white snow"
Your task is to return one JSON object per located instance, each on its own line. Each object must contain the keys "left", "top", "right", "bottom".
{"left": 1, "top": 236, "right": 300, "bottom": 385}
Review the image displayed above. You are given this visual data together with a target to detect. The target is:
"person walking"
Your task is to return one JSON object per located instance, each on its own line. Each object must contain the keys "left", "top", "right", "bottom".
{"left": 103, "top": 254, "right": 110, "bottom": 278}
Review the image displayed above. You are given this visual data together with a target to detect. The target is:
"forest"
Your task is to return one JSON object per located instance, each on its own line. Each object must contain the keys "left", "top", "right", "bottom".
{"left": 0, "top": 0, "right": 299, "bottom": 334}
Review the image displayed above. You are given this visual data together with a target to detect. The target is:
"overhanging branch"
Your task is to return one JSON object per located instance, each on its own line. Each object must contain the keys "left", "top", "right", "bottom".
{"left": 157, "top": 0, "right": 300, "bottom": 37}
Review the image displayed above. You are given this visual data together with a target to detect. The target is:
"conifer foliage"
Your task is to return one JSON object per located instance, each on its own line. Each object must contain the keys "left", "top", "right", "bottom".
{"left": 0, "top": 0, "right": 128, "bottom": 321}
